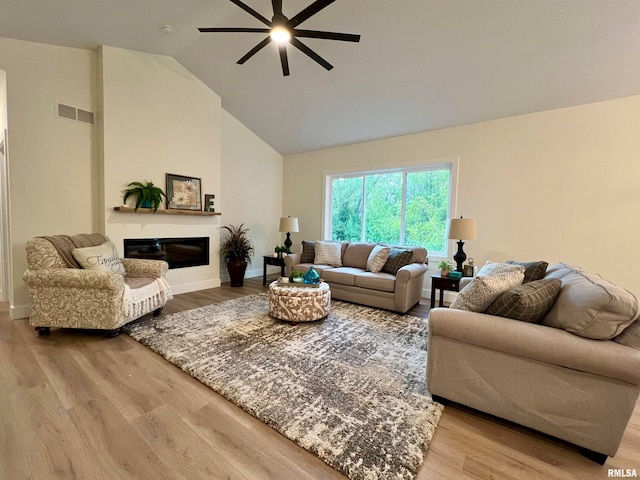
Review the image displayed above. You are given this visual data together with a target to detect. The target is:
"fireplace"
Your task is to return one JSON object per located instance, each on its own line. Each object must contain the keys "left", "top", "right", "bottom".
{"left": 124, "top": 237, "right": 210, "bottom": 269}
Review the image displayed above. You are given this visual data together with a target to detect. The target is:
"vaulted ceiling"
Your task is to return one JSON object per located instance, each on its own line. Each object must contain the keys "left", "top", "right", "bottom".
{"left": 1, "top": 0, "right": 639, "bottom": 155}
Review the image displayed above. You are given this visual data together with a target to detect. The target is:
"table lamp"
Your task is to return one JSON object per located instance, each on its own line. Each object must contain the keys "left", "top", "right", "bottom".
{"left": 447, "top": 216, "right": 477, "bottom": 272}
{"left": 279, "top": 216, "right": 299, "bottom": 250}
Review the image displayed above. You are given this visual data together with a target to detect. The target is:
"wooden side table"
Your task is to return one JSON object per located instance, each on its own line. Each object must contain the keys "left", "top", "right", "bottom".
{"left": 430, "top": 273, "right": 461, "bottom": 308}
{"left": 263, "top": 255, "right": 286, "bottom": 285}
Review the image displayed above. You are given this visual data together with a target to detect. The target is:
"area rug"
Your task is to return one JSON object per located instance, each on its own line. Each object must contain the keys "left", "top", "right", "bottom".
{"left": 123, "top": 294, "right": 443, "bottom": 480}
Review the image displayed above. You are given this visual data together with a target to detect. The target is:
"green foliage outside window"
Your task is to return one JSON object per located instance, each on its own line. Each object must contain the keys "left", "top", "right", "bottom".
{"left": 330, "top": 167, "right": 450, "bottom": 254}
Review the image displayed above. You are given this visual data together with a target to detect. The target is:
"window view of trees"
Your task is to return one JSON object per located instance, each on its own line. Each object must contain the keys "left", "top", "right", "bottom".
{"left": 330, "top": 176, "right": 363, "bottom": 241}
{"left": 329, "top": 166, "right": 451, "bottom": 255}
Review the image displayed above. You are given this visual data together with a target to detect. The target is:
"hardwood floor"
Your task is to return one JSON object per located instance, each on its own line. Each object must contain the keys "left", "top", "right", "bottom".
{"left": 2, "top": 276, "right": 638, "bottom": 479}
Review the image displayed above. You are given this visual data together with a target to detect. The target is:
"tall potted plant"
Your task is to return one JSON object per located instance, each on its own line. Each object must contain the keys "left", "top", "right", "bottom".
{"left": 123, "top": 180, "right": 167, "bottom": 211}
{"left": 221, "top": 224, "right": 254, "bottom": 287}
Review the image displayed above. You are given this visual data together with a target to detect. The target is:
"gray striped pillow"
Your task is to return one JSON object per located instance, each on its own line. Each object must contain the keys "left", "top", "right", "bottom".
{"left": 366, "top": 245, "right": 391, "bottom": 273}
{"left": 314, "top": 241, "right": 343, "bottom": 266}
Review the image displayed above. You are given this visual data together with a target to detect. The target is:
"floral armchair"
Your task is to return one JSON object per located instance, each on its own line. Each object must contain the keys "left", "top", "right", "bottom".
{"left": 23, "top": 234, "right": 173, "bottom": 337}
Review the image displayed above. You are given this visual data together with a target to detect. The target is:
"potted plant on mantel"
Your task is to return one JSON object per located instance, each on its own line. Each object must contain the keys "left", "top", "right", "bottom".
{"left": 221, "top": 224, "right": 255, "bottom": 287}
{"left": 122, "top": 180, "right": 167, "bottom": 212}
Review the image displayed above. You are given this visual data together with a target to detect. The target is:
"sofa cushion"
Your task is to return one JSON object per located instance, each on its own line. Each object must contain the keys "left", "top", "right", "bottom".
{"left": 382, "top": 248, "right": 413, "bottom": 275}
{"left": 450, "top": 262, "right": 525, "bottom": 312}
{"left": 486, "top": 278, "right": 562, "bottom": 323}
{"left": 544, "top": 262, "right": 581, "bottom": 280}
{"left": 321, "top": 267, "right": 362, "bottom": 286}
{"left": 343, "top": 243, "right": 376, "bottom": 269}
{"left": 506, "top": 260, "right": 548, "bottom": 283}
{"left": 314, "top": 241, "right": 343, "bottom": 267}
{"left": 72, "top": 241, "right": 126, "bottom": 275}
{"left": 355, "top": 272, "right": 396, "bottom": 293}
{"left": 541, "top": 268, "right": 639, "bottom": 340}
{"left": 614, "top": 318, "right": 640, "bottom": 350}
{"left": 300, "top": 241, "right": 315, "bottom": 263}
{"left": 366, "top": 245, "right": 391, "bottom": 273}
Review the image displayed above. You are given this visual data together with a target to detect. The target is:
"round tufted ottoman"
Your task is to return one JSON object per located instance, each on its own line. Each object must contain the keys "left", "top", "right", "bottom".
{"left": 268, "top": 281, "right": 331, "bottom": 324}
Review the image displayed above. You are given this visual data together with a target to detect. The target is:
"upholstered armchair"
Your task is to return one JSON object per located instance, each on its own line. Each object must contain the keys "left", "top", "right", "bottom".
{"left": 23, "top": 234, "right": 173, "bottom": 337}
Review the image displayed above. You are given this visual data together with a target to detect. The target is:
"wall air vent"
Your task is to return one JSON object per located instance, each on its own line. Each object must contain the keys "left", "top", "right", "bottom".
{"left": 54, "top": 102, "right": 95, "bottom": 126}
{"left": 76, "top": 109, "right": 94, "bottom": 125}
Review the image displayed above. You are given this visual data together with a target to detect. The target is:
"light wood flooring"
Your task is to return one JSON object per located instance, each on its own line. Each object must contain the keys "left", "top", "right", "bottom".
{"left": 2, "top": 276, "right": 638, "bottom": 479}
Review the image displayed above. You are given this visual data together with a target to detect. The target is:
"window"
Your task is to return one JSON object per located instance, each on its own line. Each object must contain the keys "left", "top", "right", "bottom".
{"left": 326, "top": 164, "right": 452, "bottom": 256}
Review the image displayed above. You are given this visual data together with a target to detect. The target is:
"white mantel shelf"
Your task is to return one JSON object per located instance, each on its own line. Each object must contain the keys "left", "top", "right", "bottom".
{"left": 113, "top": 206, "right": 221, "bottom": 216}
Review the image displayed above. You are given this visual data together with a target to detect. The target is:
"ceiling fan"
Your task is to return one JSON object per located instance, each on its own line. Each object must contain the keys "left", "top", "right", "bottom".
{"left": 198, "top": 0, "right": 360, "bottom": 76}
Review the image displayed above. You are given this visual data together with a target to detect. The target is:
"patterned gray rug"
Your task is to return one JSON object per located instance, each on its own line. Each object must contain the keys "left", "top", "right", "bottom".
{"left": 123, "top": 294, "right": 443, "bottom": 480}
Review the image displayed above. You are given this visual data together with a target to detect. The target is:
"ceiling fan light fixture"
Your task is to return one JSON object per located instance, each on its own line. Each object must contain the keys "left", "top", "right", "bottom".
{"left": 198, "top": 0, "right": 361, "bottom": 76}
{"left": 270, "top": 26, "right": 291, "bottom": 43}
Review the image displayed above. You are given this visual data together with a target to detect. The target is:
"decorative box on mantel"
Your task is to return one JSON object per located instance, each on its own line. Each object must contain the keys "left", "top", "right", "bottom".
{"left": 113, "top": 206, "right": 220, "bottom": 216}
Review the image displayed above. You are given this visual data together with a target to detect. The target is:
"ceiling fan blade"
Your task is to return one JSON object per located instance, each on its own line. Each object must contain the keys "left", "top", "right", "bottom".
{"left": 272, "top": 0, "right": 283, "bottom": 16}
{"left": 198, "top": 27, "right": 270, "bottom": 33}
{"left": 278, "top": 43, "right": 290, "bottom": 76}
{"left": 290, "top": 37, "right": 333, "bottom": 71}
{"left": 288, "top": 0, "right": 336, "bottom": 28}
{"left": 237, "top": 37, "right": 272, "bottom": 64}
{"left": 229, "top": 0, "right": 272, "bottom": 27}
{"left": 293, "top": 29, "right": 360, "bottom": 42}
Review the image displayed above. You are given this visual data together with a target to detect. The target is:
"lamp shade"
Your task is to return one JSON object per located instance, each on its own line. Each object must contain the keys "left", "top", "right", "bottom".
{"left": 447, "top": 217, "right": 477, "bottom": 240}
{"left": 279, "top": 217, "right": 299, "bottom": 233}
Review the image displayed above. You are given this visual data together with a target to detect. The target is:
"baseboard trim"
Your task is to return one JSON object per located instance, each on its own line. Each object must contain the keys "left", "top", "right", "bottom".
{"left": 11, "top": 304, "right": 30, "bottom": 320}
{"left": 170, "top": 278, "right": 221, "bottom": 295}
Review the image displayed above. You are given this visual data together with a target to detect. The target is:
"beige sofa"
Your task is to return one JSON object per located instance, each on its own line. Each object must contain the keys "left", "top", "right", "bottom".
{"left": 23, "top": 234, "right": 173, "bottom": 337}
{"left": 427, "top": 262, "right": 640, "bottom": 463}
{"left": 284, "top": 241, "right": 428, "bottom": 313}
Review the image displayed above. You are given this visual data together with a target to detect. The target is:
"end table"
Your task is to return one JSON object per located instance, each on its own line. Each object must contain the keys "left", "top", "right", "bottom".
{"left": 263, "top": 255, "right": 286, "bottom": 285}
{"left": 430, "top": 273, "right": 461, "bottom": 308}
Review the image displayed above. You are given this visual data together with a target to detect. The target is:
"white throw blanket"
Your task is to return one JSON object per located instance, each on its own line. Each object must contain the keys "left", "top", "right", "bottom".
{"left": 123, "top": 277, "right": 173, "bottom": 321}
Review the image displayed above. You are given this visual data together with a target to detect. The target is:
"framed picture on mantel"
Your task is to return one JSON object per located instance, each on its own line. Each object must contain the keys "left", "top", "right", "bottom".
{"left": 166, "top": 173, "right": 202, "bottom": 211}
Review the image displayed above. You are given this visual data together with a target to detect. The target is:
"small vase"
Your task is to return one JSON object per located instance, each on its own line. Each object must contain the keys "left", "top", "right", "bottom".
{"left": 303, "top": 267, "right": 321, "bottom": 284}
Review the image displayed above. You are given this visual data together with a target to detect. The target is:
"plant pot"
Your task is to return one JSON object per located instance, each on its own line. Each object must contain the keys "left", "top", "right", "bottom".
{"left": 140, "top": 198, "right": 154, "bottom": 209}
{"left": 227, "top": 258, "right": 248, "bottom": 287}
{"left": 441, "top": 269, "right": 450, "bottom": 277}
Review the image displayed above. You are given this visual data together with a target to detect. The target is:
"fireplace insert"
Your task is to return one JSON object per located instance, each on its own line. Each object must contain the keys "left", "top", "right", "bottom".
{"left": 124, "top": 237, "right": 209, "bottom": 269}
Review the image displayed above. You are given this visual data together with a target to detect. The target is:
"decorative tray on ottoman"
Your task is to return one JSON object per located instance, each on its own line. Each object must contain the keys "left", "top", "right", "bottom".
{"left": 276, "top": 279, "right": 324, "bottom": 288}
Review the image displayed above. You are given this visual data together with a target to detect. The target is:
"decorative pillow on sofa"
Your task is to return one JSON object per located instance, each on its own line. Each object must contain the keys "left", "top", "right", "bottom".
{"left": 72, "top": 241, "right": 126, "bottom": 275}
{"left": 381, "top": 248, "right": 413, "bottom": 275}
{"left": 506, "top": 260, "right": 548, "bottom": 283}
{"left": 486, "top": 278, "right": 562, "bottom": 323}
{"left": 541, "top": 268, "right": 639, "bottom": 340}
{"left": 300, "top": 241, "right": 315, "bottom": 263}
{"left": 450, "top": 262, "right": 525, "bottom": 312}
{"left": 366, "top": 245, "right": 391, "bottom": 273}
{"left": 314, "top": 241, "right": 343, "bottom": 266}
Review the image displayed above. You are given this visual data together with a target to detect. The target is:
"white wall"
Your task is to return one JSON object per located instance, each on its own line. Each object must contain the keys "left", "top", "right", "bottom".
{"left": 221, "top": 110, "right": 283, "bottom": 280}
{"left": 1, "top": 38, "right": 284, "bottom": 318}
{"left": 100, "top": 46, "right": 222, "bottom": 294}
{"left": 0, "top": 69, "right": 8, "bottom": 301}
{"left": 0, "top": 38, "right": 97, "bottom": 319}
{"left": 283, "top": 96, "right": 640, "bottom": 299}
